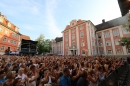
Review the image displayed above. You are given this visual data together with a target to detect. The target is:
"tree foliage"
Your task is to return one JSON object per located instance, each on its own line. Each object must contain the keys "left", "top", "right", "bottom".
{"left": 119, "top": 14, "right": 130, "bottom": 49}
{"left": 36, "top": 34, "right": 52, "bottom": 54}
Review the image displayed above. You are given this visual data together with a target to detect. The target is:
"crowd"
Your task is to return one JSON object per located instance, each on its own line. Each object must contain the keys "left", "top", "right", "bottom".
{"left": 0, "top": 55, "right": 125, "bottom": 86}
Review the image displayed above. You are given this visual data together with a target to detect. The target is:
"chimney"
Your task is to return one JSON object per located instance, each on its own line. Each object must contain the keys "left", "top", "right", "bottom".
{"left": 102, "top": 19, "right": 105, "bottom": 23}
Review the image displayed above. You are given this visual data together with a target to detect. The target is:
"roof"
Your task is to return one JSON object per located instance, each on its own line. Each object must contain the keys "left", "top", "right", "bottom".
{"left": 95, "top": 13, "right": 129, "bottom": 31}
{"left": 55, "top": 37, "right": 63, "bottom": 42}
{"left": 20, "top": 34, "right": 30, "bottom": 41}
{"left": 21, "top": 39, "right": 38, "bottom": 44}
{"left": 118, "top": 0, "right": 130, "bottom": 16}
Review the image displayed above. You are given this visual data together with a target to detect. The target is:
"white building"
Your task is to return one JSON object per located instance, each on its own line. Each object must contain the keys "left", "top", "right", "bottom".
{"left": 51, "top": 37, "right": 63, "bottom": 55}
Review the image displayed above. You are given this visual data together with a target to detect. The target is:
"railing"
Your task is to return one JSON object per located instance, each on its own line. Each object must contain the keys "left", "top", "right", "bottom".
{"left": 98, "top": 62, "right": 128, "bottom": 86}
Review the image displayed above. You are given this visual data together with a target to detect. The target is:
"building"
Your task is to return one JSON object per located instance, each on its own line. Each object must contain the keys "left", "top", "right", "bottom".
{"left": 61, "top": 13, "right": 130, "bottom": 56}
{"left": 51, "top": 37, "right": 63, "bottom": 55}
{"left": 0, "top": 13, "right": 20, "bottom": 55}
{"left": 18, "top": 34, "right": 30, "bottom": 50}
{"left": 96, "top": 13, "right": 130, "bottom": 56}
{"left": 118, "top": 0, "right": 130, "bottom": 16}
{"left": 62, "top": 20, "right": 97, "bottom": 56}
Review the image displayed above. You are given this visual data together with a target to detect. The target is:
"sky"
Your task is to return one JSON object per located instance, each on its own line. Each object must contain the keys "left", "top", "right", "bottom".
{"left": 0, "top": 0, "right": 121, "bottom": 40}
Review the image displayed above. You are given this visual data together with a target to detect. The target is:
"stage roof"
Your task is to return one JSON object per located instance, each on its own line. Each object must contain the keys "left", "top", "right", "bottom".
{"left": 21, "top": 39, "right": 38, "bottom": 44}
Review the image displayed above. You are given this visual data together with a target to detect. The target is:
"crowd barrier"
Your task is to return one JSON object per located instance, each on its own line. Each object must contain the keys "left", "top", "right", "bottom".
{"left": 98, "top": 62, "right": 129, "bottom": 86}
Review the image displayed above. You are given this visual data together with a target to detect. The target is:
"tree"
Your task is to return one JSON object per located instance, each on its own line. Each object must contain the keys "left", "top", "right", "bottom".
{"left": 36, "top": 34, "right": 45, "bottom": 54}
{"left": 36, "top": 34, "right": 52, "bottom": 54}
{"left": 119, "top": 14, "right": 130, "bottom": 49}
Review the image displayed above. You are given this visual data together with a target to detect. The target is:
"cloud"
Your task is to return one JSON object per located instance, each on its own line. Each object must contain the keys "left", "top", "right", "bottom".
{"left": 45, "top": 0, "right": 62, "bottom": 39}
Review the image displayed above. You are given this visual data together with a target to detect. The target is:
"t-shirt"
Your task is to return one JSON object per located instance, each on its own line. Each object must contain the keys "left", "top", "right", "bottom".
{"left": 16, "top": 74, "right": 27, "bottom": 80}
{"left": 3, "top": 83, "right": 13, "bottom": 86}
{"left": 0, "top": 77, "right": 5, "bottom": 84}
{"left": 29, "top": 76, "right": 36, "bottom": 86}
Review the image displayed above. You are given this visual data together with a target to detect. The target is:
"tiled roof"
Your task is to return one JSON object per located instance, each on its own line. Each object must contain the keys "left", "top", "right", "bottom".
{"left": 20, "top": 34, "right": 30, "bottom": 41}
{"left": 95, "top": 13, "right": 129, "bottom": 31}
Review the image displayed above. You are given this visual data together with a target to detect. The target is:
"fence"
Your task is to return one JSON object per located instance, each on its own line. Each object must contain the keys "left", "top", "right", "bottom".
{"left": 98, "top": 62, "right": 129, "bottom": 86}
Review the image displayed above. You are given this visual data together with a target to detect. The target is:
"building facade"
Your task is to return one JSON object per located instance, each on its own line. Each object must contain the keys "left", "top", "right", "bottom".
{"left": 51, "top": 37, "right": 63, "bottom": 55}
{"left": 62, "top": 20, "right": 97, "bottom": 56}
{"left": 61, "top": 13, "right": 130, "bottom": 56}
{"left": 96, "top": 13, "right": 130, "bottom": 56}
{"left": 0, "top": 13, "right": 20, "bottom": 55}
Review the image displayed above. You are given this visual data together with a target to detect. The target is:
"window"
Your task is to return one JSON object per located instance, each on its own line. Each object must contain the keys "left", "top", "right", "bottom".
{"left": 66, "top": 52, "right": 68, "bottom": 55}
{"left": 123, "top": 28, "right": 129, "bottom": 34}
{"left": 108, "top": 50, "right": 112, "bottom": 54}
{"left": 80, "top": 25, "right": 84, "bottom": 30}
{"left": 81, "top": 41, "right": 85, "bottom": 47}
{"left": 115, "top": 39, "right": 120, "bottom": 45}
{"left": 15, "top": 27, "right": 18, "bottom": 32}
{"left": 10, "top": 40, "right": 13, "bottom": 43}
{"left": 105, "top": 32, "right": 110, "bottom": 38}
{"left": 80, "top": 32, "right": 84, "bottom": 37}
{"left": 72, "top": 23, "right": 74, "bottom": 26}
{"left": 99, "top": 42, "right": 102, "bottom": 46}
{"left": 113, "top": 29, "right": 119, "bottom": 36}
{"left": 66, "top": 44, "right": 68, "bottom": 49}
{"left": 5, "top": 30, "right": 8, "bottom": 34}
{"left": 8, "top": 23, "right": 11, "bottom": 27}
{"left": 0, "top": 18, "right": 3, "bottom": 22}
{"left": 82, "top": 50, "right": 85, "bottom": 54}
{"left": 66, "top": 37, "right": 68, "bottom": 42}
{"left": 72, "top": 34, "right": 75, "bottom": 40}
{"left": 3, "top": 38, "right": 7, "bottom": 42}
{"left": 13, "top": 41, "right": 16, "bottom": 44}
{"left": 1, "top": 46, "right": 5, "bottom": 50}
{"left": 106, "top": 41, "right": 111, "bottom": 46}
{"left": 92, "top": 41, "right": 95, "bottom": 46}
{"left": 72, "top": 29, "right": 75, "bottom": 33}
{"left": 116, "top": 49, "right": 122, "bottom": 54}
{"left": 128, "top": 48, "right": 130, "bottom": 54}
{"left": 100, "top": 50, "right": 103, "bottom": 54}
{"left": 65, "top": 32, "right": 68, "bottom": 35}
{"left": 0, "top": 28, "right": 2, "bottom": 32}
{"left": 98, "top": 34, "right": 101, "bottom": 38}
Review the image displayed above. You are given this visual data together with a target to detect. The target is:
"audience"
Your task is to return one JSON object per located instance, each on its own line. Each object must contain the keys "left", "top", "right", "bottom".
{"left": 0, "top": 55, "right": 125, "bottom": 86}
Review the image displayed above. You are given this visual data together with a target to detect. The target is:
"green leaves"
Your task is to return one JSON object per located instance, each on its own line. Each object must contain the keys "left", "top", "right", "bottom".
{"left": 120, "top": 14, "right": 130, "bottom": 49}
{"left": 119, "top": 37, "right": 130, "bottom": 49}
{"left": 36, "top": 34, "right": 52, "bottom": 54}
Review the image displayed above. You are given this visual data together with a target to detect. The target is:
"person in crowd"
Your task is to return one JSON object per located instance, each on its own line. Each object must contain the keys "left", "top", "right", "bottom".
{"left": 0, "top": 70, "right": 6, "bottom": 84}
{"left": 76, "top": 70, "right": 88, "bottom": 86}
{"left": 60, "top": 68, "right": 71, "bottom": 86}
{"left": 98, "top": 66, "right": 105, "bottom": 83}
{"left": 0, "top": 55, "right": 126, "bottom": 86}
{"left": 88, "top": 68, "right": 98, "bottom": 86}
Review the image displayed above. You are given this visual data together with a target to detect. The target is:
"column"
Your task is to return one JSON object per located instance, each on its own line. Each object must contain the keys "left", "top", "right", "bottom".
{"left": 86, "top": 23, "right": 91, "bottom": 56}
{"left": 62, "top": 33, "right": 64, "bottom": 55}
{"left": 110, "top": 30, "right": 116, "bottom": 55}
{"left": 69, "top": 29, "right": 71, "bottom": 47}
{"left": 102, "top": 31, "right": 107, "bottom": 55}
{"left": 76, "top": 26, "right": 80, "bottom": 55}
{"left": 119, "top": 26, "right": 127, "bottom": 54}
{"left": 96, "top": 33, "right": 100, "bottom": 55}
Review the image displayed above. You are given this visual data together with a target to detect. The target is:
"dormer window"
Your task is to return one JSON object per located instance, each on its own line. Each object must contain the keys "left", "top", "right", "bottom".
{"left": 0, "top": 17, "right": 3, "bottom": 22}
{"left": 8, "top": 22, "right": 11, "bottom": 27}
{"left": 15, "top": 27, "right": 18, "bottom": 32}
{"left": 72, "top": 23, "right": 74, "bottom": 26}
